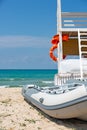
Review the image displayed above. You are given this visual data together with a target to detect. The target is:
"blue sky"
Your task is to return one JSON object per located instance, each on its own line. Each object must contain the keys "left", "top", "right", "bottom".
{"left": 0, "top": 0, "right": 87, "bottom": 69}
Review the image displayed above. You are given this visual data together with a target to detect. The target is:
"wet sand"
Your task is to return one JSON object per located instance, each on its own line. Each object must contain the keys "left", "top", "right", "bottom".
{"left": 0, "top": 88, "right": 87, "bottom": 130}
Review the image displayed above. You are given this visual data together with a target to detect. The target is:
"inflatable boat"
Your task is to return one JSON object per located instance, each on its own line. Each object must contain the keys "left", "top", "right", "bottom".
{"left": 22, "top": 82, "right": 87, "bottom": 121}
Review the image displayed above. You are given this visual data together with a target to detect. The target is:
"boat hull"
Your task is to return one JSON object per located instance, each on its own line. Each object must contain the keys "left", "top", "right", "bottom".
{"left": 22, "top": 85, "right": 87, "bottom": 121}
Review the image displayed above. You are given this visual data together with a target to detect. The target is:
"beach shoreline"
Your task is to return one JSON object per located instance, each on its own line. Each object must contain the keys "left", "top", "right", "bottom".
{"left": 0, "top": 88, "right": 87, "bottom": 130}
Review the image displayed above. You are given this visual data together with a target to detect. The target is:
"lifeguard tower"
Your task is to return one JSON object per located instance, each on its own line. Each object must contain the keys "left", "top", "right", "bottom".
{"left": 22, "top": 0, "right": 87, "bottom": 121}
{"left": 50, "top": 0, "right": 87, "bottom": 85}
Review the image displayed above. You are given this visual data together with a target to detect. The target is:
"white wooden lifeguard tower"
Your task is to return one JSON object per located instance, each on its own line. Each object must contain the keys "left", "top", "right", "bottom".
{"left": 53, "top": 0, "right": 87, "bottom": 85}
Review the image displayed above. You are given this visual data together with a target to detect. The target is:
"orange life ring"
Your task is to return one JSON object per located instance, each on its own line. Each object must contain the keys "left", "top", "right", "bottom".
{"left": 51, "top": 35, "right": 59, "bottom": 44}
{"left": 51, "top": 34, "right": 69, "bottom": 44}
{"left": 49, "top": 44, "right": 58, "bottom": 61}
{"left": 50, "top": 34, "right": 68, "bottom": 62}
{"left": 62, "top": 34, "right": 69, "bottom": 41}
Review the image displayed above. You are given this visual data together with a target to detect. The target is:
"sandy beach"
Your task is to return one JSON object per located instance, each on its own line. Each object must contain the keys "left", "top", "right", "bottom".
{"left": 0, "top": 88, "right": 87, "bottom": 130}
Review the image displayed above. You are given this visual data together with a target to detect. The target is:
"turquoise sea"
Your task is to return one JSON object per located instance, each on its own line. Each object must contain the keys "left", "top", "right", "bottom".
{"left": 0, "top": 69, "right": 57, "bottom": 88}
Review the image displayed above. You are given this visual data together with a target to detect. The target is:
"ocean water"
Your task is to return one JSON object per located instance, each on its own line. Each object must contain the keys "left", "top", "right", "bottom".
{"left": 0, "top": 69, "right": 57, "bottom": 88}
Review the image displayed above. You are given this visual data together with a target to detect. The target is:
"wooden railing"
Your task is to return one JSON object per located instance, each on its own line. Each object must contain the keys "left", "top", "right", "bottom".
{"left": 54, "top": 73, "right": 87, "bottom": 86}
{"left": 61, "top": 12, "right": 87, "bottom": 29}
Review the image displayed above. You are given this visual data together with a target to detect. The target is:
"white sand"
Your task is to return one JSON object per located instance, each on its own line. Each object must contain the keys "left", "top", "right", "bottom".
{"left": 0, "top": 88, "right": 87, "bottom": 130}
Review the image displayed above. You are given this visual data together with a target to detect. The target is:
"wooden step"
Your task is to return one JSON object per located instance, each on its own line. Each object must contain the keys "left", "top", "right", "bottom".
{"left": 80, "top": 39, "right": 87, "bottom": 41}
{"left": 81, "top": 45, "right": 87, "bottom": 47}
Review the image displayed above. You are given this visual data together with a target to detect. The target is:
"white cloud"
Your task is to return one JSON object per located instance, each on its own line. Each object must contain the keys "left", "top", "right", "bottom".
{"left": 0, "top": 35, "right": 50, "bottom": 48}
{"left": 0, "top": 35, "right": 56, "bottom": 69}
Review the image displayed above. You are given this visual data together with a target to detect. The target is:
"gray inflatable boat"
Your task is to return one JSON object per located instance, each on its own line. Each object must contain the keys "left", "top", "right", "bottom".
{"left": 22, "top": 82, "right": 87, "bottom": 121}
